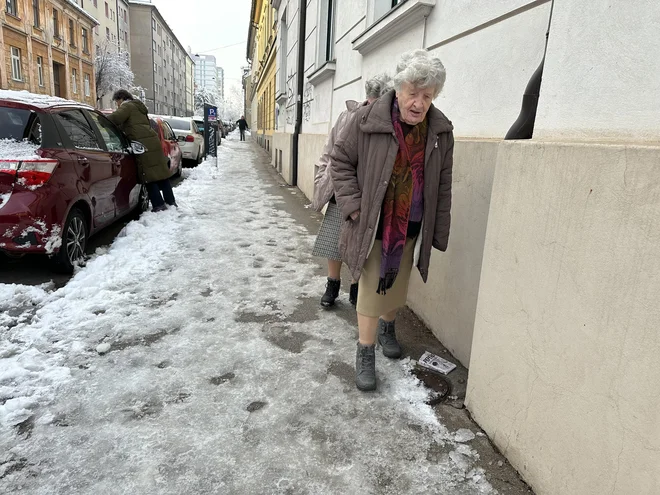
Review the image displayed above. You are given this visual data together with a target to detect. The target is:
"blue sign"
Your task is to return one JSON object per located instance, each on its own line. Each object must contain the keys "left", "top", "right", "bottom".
{"left": 207, "top": 107, "right": 217, "bottom": 121}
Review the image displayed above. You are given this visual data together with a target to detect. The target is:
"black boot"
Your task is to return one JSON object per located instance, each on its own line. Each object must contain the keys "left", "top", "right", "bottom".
{"left": 377, "top": 319, "right": 402, "bottom": 359}
{"left": 349, "top": 282, "right": 359, "bottom": 306}
{"left": 355, "top": 343, "right": 376, "bottom": 391}
{"left": 320, "top": 278, "right": 341, "bottom": 308}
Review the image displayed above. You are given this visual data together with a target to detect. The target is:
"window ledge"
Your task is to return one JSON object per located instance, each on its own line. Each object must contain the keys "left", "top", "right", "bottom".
{"left": 352, "top": 0, "right": 435, "bottom": 55}
{"left": 275, "top": 91, "right": 287, "bottom": 105}
{"left": 307, "top": 61, "right": 336, "bottom": 86}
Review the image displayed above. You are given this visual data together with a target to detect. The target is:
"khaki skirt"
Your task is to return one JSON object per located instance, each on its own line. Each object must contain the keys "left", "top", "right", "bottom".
{"left": 356, "top": 238, "right": 416, "bottom": 318}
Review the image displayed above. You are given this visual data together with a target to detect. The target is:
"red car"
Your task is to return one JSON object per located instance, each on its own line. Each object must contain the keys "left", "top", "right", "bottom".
{"left": 150, "top": 116, "right": 182, "bottom": 178}
{"left": 0, "top": 91, "right": 148, "bottom": 272}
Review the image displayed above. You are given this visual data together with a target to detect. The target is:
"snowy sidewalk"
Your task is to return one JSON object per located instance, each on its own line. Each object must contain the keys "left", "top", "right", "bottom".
{"left": 2, "top": 134, "right": 518, "bottom": 494}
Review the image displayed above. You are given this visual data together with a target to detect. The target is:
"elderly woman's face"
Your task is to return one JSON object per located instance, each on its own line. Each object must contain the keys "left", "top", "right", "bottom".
{"left": 397, "top": 82, "right": 434, "bottom": 125}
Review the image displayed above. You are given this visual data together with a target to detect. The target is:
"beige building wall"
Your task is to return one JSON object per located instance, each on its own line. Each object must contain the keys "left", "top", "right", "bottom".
{"left": 297, "top": 133, "right": 327, "bottom": 205}
{"left": 466, "top": 140, "right": 660, "bottom": 495}
{"left": 407, "top": 139, "right": 499, "bottom": 367}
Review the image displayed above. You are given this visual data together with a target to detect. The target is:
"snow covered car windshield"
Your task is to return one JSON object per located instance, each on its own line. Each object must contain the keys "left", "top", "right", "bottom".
{"left": 164, "top": 118, "right": 192, "bottom": 132}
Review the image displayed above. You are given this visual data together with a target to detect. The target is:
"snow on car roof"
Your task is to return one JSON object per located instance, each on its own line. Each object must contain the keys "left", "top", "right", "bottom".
{"left": 0, "top": 89, "right": 93, "bottom": 110}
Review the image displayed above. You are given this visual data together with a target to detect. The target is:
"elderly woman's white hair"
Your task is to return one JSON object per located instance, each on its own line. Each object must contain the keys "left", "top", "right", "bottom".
{"left": 364, "top": 73, "right": 392, "bottom": 100}
{"left": 392, "top": 49, "right": 446, "bottom": 98}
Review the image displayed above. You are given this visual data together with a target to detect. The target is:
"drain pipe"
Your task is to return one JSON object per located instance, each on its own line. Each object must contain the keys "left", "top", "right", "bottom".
{"left": 291, "top": 0, "right": 307, "bottom": 186}
{"left": 505, "top": 0, "right": 554, "bottom": 140}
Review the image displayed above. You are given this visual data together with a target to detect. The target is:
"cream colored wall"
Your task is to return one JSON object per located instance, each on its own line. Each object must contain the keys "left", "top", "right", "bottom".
{"left": 407, "top": 139, "right": 499, "bottom": 367}
{"left": 297, "top": 133, "right": 328, "bottom": 203}
{"left": 273, "top": 132, "right": 294, "bottom": 184}
{"left": 466, "top": 140, "right": 660, "bottom": 495}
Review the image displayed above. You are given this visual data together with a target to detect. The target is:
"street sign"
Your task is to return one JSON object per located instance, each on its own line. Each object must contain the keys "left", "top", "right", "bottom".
{"left": 207, "top": 107, "right": 217, "bottom": 122}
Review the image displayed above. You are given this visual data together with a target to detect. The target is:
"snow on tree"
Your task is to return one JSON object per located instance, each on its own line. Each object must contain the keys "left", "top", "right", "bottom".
{"left": 223, "top": 84, "right": 244, "bottom": 122}
{"left": 95, "top": 40, "right": 135, "bottom": 104}
{"left": 194, "top": 86, "right": 219, "bottom": 113}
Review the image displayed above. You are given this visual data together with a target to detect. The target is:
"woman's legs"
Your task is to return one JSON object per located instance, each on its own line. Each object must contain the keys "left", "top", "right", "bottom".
{"left": 158, "top": 179, "right": 177, "bottom": 207}
{"left": 146, "top": 182, "right": 165, "bottom": 210}
{"left": 357, "top": 313, "right": 379, "bottom": 345}
{"left": 327, "top": 259, "right": 341, "bottom": 280}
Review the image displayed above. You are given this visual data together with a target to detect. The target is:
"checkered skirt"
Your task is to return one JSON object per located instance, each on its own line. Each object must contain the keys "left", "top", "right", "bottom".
{"left": 312, "top": 201, "right": 343, "bottom": 261}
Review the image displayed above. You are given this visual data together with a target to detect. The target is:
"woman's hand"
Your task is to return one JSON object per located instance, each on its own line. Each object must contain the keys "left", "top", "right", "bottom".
{"left": 350, "top": 210, "right": 360, "bottom": 221}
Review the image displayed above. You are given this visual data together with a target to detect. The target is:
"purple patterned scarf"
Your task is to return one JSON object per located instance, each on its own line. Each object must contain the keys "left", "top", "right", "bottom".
{"left": 378, "top": 98, "right": 427, "bottom": 294}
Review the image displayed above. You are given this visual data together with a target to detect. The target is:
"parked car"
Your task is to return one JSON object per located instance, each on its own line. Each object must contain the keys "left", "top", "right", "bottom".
{"left": 0, "top": 90, "right": 148, "bottom": 273}
{"left": 150, "top": 117, "right": 182, "bottom": 178}
{"left": 192, "top": 116, "right": 222, "bottom": 146}
{"left": 158, "top": 116, "right": 204, "bottom": 166}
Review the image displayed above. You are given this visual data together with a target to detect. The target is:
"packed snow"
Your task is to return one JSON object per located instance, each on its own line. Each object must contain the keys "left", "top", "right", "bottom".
{"left": 0, "top": 90, "right": 92, "bottom": 109}
{"left": 0, "top": 135, "right": 494, "bottom": 493}
{"left": 0, "top": 139, "right": 41, "bottom": 161}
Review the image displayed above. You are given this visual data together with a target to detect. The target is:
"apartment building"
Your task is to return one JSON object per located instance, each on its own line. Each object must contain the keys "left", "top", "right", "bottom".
{"left": 82, "top": 0, "right": 131, "bottom": 108}
{"left": 191, "top": 53, "right": 217, "bottom": 91}
{"left": 185, "top": 52, "right": 193, "bottom": 116}
{"left": 0, "top": 0, "right": 97, "bottom": 104}
{"left": 128, "top": 1, "right": 193, "bottom": 116}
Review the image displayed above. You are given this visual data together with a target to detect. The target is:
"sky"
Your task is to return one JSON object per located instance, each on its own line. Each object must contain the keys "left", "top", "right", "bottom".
{"left": 150, "top": 0, "right": 252, "bottom": 91}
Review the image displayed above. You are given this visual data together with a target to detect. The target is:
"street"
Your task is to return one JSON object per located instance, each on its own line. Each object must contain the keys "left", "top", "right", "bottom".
{"left": 1, "top": 133, "right": 526, "bottom": 494}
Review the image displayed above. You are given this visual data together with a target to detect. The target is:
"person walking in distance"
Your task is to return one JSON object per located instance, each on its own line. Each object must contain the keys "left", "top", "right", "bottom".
{"left": 108, "top": 89, "right": 176, "bottom": 212}
{"left": 331, "top": 50, "right": 454, "bottom": 391}
{"left": 236, "top": 116, "right": 249, "bottom": 141}
{"left": 311, "top": 74, "right": 392, "bottom": 308}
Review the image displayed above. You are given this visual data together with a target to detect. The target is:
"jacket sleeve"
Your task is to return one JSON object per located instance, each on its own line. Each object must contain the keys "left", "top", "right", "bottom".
{"left": 107, "top": 104, "right": 131, "bottom": 128}
{"left": 312, "top": 110, "right": 346, "bottom": 211}
{"left": 329, "top": 112, "right": 361, "bottom": 220}
{"left": 433, "top": 133, "right": 454, "bottom": 252}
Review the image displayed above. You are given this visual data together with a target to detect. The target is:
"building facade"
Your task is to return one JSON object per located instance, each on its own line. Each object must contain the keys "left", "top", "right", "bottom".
{"left": 81, "top": 0, "right": 130, "bottom": 109}
{"left": 128, "top": 1, "right": 193, "bottom": 116}
{"left": 215, "top": 65, "right": 223, "bottom": 101}
{"left": 185, "top": 53, "right": 194, "bottom": 116}
{"left": 0, "top": 0, "right": 97, "bottom": 104}
{"left": 270, "top": 0, "right": 660, "bottom": 493}
{"left": 247, "top": 0, "right": 276, "bottom": 152}
{"left": 191, "top": 53, "right": 217, "bottom": 92}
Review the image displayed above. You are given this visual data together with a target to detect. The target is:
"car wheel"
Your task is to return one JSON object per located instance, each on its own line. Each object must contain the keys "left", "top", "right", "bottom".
{"left": 196, "top": 151, "right": 202, "bottom": 165}
{"left": 52, "top": 208, "right": 87, "bottom": 274}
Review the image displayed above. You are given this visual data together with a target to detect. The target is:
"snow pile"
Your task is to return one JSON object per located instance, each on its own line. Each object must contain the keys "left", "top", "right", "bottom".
{"left": 0, "top": 136, "right": 495, "bottom": 493}
{"left": 0, "top": 90, "right": 89, "bottom": 109}
{"left": 0, "top": 139, "right": 40, "bottom": 160}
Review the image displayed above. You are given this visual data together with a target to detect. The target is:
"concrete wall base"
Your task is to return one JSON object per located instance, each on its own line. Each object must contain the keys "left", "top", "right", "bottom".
{"left": 466, "top": 140, "right": 660, "bottom": 495}
{"left": 273, "top": 132, "right": 294, "bottom": 184}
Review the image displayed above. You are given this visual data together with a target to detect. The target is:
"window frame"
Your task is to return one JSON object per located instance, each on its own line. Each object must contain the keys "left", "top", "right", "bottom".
{"left": 6, "top": 0, "right": 18, "bottom": 17}
{"left": 86, "top": 110, "right": 128, "bottom": 153}
{"left": 52, "top": 8, "right": 60, "bottom": 38}
{"left": 84, "top": 73, "right": 90, "bottom": 97}
{"left": 32, "top": 0, "right": 40, "bottom": 27}
{"left": 37, "top": 56, "right": 44, "bottom": 86}
{"left": 10, "top": 46, "right": 22, "bottom": 81}
{"left": 69, "top": 18, "right": 76, "bottom": 47}
{"left": 71, "top": 68, "right": 78, "bottom": 94}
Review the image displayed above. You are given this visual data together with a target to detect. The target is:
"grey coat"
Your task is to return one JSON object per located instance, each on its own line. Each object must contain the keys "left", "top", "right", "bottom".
{"left": 311, "top": 100, "right": 360, "bottom": 211}
{"left": 329, "top": 90, "right": 454, "bottom": 283}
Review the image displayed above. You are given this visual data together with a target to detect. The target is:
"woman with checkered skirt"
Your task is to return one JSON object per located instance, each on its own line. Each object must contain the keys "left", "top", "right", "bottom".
{"left": 311, "top": 74, "right": 391, "bottom": 308}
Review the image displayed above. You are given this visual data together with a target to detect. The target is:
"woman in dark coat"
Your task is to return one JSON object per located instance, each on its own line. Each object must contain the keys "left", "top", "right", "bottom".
{"left": 108, "top": 89, "right": 177, "bottom": 211}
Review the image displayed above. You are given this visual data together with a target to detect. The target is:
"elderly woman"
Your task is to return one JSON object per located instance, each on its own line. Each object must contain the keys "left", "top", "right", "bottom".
{"left": 330, "top": 50, "right": 454, "bottom": 391}
{"left": 108, "top": 89, "right": 176, "bottom": 212}
{"left": 312, "top": 74, "right": 391, "bottom": 308}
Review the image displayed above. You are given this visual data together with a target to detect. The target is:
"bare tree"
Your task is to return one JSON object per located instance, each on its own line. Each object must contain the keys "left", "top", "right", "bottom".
{"left": 95, "top": 40, "right": 135, "bottom": 106}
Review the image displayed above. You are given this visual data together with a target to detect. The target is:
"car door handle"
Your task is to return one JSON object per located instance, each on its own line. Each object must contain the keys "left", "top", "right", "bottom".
{"left": 77, "top": 156, "right": 89, "bottom": 165}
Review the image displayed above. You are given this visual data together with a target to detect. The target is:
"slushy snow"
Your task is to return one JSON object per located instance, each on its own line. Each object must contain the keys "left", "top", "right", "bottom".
{"left": 0, "top": 134, "right": 494, "bottom": 493}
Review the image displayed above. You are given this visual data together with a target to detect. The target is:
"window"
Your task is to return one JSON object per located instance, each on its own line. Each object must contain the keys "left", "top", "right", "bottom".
{"left": 152, "top": 40, "right": 156, "bottom": 52}
{"left": 374, "top": 0, "right": 406, "bottom": 20}
{"left": 69, "top": 19, "right": 75, "bottom": 46}
{"left": 84, "top": 74, "right": 90, "bottom": 96}
{"left": 152, "top": 18, "right": 155, "bottom": 30}
{"left": 157, "top": 24, "right": 161, "bottom": 36}
{"left": 105, "top": 2, "right": 108, "bottom": 17}
{"left": 6, "top": 0, "right": 17, "bottom": 17}
{"left": 111, "top": 9, "right": 114, "bottom": 21}
{"left": 94, "top": 0, "right": 97, "bottom": 6}
{"left": 106, "top": 27, "right": 110, "bottom": 40}
{"left": 124, "top": 31, "right": 128, "bottom": 43}
{"left": 33, "top": 0, "right": 40, "bottom": 27}
{"left": 82, "top": 28, "right": 89, "bottom": 53}
{"left": 71, "top": 69, "right": 78, "bottom": 94}
{"left": 153, "top": 63, "right": 157, "bottom": 73}
{"left": 53, "top": 9, "right": 60, "bottom": 38}
{"left": 10, "top": 47, "right": 22, "bottom": 81}
{"left": 87, "top": 112, "right": 124, "bottom": 152}
{"left": 37, "top": 56, "right": 44, "bottom": 86}
{"left": 54, "top": 110, "right": 101, "bottom": 150}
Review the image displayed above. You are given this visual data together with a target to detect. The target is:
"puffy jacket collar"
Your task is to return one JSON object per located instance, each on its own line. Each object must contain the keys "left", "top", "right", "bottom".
{"left": 359, "top": 89, "right": 453, "bottom": 136}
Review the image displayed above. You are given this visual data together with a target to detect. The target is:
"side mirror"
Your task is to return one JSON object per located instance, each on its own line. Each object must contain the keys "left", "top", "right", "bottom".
{"left": 130, "top": 141, "right": 146, "bottom": 155}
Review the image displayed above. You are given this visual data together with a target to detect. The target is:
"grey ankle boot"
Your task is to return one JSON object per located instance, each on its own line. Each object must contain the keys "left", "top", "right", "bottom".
{"left": 377, "top": 319, "right": 402, "bottom": 359}
{"left": 355, "top": 343, "right": 376, "bottom": 391}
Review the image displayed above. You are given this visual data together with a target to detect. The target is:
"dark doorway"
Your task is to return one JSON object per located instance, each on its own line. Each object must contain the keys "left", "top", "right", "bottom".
{"left": 53, "top": 62, "right": 63, "bottom": 97}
